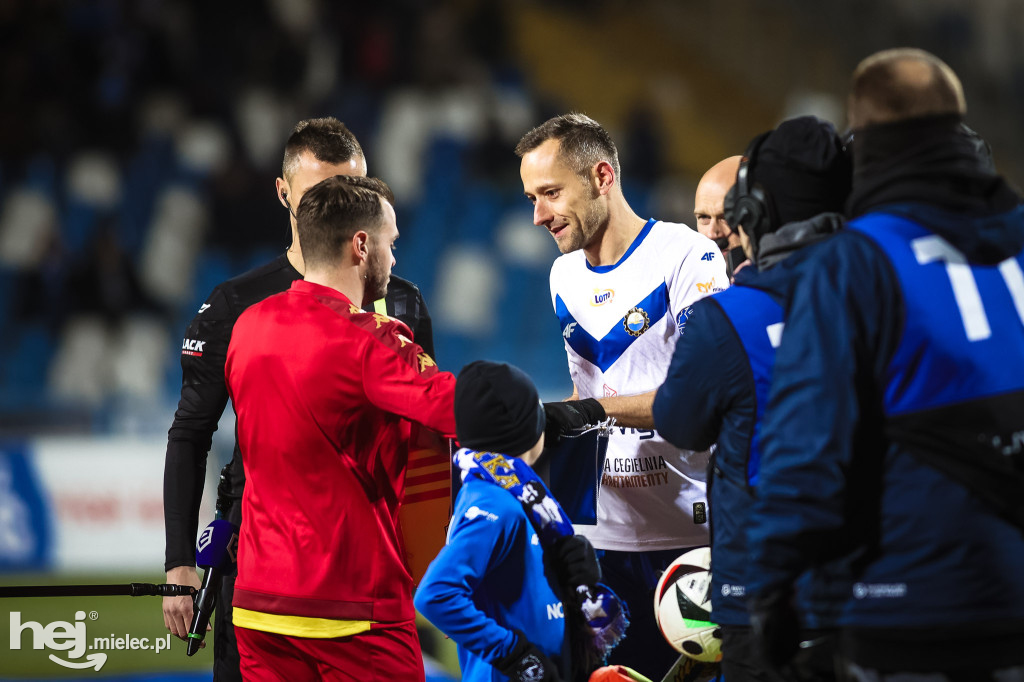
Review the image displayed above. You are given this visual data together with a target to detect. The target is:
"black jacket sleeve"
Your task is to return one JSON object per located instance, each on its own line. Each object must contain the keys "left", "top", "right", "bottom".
{"left": 163, "top": 287, "right": 234, "bottom": 571}
{"left": 382, "top": 275, "right": 436, "bottom": 361}
{"left": 410, "top": 287, "right": 435, "bottom": 361}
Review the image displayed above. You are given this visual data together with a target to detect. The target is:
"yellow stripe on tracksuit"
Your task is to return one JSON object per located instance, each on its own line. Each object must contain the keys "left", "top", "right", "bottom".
{"left": 233, "top": 607, "right": 373, "bottom": 638}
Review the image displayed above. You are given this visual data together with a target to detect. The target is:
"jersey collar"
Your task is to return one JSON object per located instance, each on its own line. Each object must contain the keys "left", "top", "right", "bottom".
{"left": 585, "top": 218, "right": 657, "bottom": 273}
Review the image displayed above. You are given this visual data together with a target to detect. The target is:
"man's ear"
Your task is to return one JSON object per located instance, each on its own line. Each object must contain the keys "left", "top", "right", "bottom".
{"left": 275, "top": 177, "right": 290, "bottom": 209}
{"left": 592, "top": 160, "right": 616, "bottom": 196}
{"left": 352, "top": 230, "right": 370, "bottom": 263}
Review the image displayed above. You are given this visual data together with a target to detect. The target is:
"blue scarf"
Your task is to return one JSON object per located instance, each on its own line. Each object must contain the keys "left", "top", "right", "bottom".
{"left": 454, "top": 447, "right": 630, "bottom": 666}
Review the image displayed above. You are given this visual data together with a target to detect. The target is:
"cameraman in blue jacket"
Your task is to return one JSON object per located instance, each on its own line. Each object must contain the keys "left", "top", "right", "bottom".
{"left": 746, "top": 48, "right": 1024, "bottom": 678}
{"left": 653, "top": 115, "right": 851, "bottom": 682}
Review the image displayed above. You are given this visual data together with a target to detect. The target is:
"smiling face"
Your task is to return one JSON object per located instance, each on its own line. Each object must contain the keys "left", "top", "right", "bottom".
{"left": 520, "top": 138, "right": 608, "bottom": 255}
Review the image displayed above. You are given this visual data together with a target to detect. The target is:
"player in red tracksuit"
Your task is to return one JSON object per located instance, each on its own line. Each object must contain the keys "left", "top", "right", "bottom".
{"left": 225, "top": 174, "right": 456, "bottom": 681}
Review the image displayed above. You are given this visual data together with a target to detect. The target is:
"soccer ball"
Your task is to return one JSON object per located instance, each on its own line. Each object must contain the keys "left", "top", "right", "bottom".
{"left": 653, "top": 546, "right": 722, "bottom": 662}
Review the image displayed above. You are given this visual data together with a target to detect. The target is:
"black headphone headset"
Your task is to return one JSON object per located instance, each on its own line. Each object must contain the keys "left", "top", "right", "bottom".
{"left": 723, "top": 131, "right": 772, "bottom": 259}
{"left": 280, "top": 190, "right": 297, "bottom": 219}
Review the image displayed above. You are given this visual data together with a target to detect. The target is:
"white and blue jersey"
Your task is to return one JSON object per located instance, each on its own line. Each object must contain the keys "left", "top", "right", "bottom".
{"left": 549, "top": 218, "right": 727, "bottom": 551}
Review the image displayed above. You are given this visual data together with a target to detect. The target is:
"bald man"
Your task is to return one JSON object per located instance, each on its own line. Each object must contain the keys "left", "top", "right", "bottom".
{"left": 694, "top": 157, "right": 745, "bottom": 276}
{"left": 746, "top": 48, "right": 1024, "bottom": 678}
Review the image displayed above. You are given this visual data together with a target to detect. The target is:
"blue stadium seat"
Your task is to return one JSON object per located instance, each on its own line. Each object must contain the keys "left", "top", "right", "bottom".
{"left": 119, "top": 135, "right": 176, "bottom": 257}
{"left": 1, "top": 324, "right": 55, "bottom": 407}
{"left": 421, "top": 136, "right": 467, "bottom": 205}
{"left": 61, "top": 200, "right": 100, "bottom": 255}
{"left": 0, "top": 266, "right": 16, "bottom": 334}
{"left": 24, "top": 154, "right": 59, "bottom": 197}
{"left": 188, "top": 248, "right": 235, "bottom": 316}
{"left": 453, "top": 184, "right": 503, "bottom": 245}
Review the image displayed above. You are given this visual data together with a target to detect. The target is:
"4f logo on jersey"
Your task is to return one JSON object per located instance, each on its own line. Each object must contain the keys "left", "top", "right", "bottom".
{"left": 181, "top": 339, "right": 206, "bottom": 357}
{"left": 590, "top": 289, "right": 614, "bottom": 306}
{"left": 562, "top": 322, "right": 577, "bottom": 341}
{"left": 623, "top": 306, "right": 650, "bottom": 337}
{"left": 700, "top": 252, "right": 716, "bottom": 261}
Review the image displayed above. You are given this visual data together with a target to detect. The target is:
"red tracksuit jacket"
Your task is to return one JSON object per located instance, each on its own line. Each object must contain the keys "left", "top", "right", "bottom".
{"left": 225, "top": 280, "right": 456, "bottom": 632}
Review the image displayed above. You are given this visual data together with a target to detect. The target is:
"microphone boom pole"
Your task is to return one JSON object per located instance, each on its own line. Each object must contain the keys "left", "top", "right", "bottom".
{"left": 0, "top": 583, "right": 197, "bottom": 598}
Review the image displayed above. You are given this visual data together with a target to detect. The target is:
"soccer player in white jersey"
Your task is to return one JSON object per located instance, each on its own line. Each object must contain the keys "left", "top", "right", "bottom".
{"left": 516, "top": 113, "right": 728, "bottom": 677}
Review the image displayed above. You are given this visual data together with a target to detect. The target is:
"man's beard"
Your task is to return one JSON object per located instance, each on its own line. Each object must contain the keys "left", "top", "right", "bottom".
{"left": 364, "top": 251, "right": 390, "bottom": 304}
{"left": 561, "top": 201, "right": 607, "bottom": 254}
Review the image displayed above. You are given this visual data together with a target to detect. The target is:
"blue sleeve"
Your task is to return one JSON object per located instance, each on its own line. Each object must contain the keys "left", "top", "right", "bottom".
{"left": 413, "top": 491, "right": 519, "bottom": 664}
{"left": 746, "top": 233, "right": 897, "bottom": 599}
{"left": 654, "top": 299, "right": 747, "bottom": 450}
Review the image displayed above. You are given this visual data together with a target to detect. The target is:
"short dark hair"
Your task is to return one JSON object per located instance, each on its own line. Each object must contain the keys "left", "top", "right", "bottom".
{"left": 296, "top": 175, "right": 392, "bottom": 269}
{"left": 848, "top": 48, "right": 966, "bottom": 129}
{"left": 515, "top": 112, "right": 621, "bottom": 181}
{"left": 282, "top": 117, "right": 364, "bottom": 180}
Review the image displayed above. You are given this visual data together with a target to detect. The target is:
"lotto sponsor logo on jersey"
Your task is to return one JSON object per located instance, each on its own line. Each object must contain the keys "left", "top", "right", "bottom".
{"left": 181, "top": 339, "right": 206, "bottom": 357}
{"left": 590, "top": 289, "right": 615, "bottom": 306}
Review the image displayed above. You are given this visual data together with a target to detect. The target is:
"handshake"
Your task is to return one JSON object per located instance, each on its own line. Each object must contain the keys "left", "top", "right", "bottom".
{"left": 542, "top": 398, "right": 607, "bottom": 445}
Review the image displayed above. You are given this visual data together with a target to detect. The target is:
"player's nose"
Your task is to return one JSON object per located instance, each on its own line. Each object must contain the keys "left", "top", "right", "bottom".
{"left": 533, "top": 199, "right": 552, "bottom": 227}
{"left": 708, "top": 219, "right": 727, "bottom": 238}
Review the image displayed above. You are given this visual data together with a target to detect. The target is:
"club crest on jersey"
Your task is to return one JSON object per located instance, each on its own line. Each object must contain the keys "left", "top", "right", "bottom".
{"left": 623, "top": 307, "right": 650, "bottom": 337}
{"left": 590, "top": 289, "right": 614, "bottom": 306}
{"left": 417, "top": 352, "right": 436, "bottom": 373}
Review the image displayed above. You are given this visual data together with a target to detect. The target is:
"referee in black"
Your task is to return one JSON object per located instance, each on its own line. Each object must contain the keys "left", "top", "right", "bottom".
{"left": 161, "top": 117, "right": 434, "bottom": 680}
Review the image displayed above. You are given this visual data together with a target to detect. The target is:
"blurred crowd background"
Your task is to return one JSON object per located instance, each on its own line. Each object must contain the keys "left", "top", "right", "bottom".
{"left": 2, "top": 0, "right": 1023, "bottom": 445}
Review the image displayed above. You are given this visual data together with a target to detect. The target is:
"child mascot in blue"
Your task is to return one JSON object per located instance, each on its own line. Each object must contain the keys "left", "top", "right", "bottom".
{"left": 415, "top": 361, "right": 627, "bottom": 681}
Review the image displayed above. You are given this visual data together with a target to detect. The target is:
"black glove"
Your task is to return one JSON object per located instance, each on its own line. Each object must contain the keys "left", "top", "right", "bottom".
{"left": 748, "top": 589, "right": 800, "bottom": 672}
{"left": 543, "top": 399, "right": 606, "bottom": 445}
{"left": 494, "top": 630, "right": 562, "bottom": 682}
{"left": 548, "top": 534, "right": 601, "bottom": 591}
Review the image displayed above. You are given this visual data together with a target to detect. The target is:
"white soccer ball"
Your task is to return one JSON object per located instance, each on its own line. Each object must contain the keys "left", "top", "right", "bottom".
{"left": 653, "top": 546, "right": 722, "bottom": 662}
